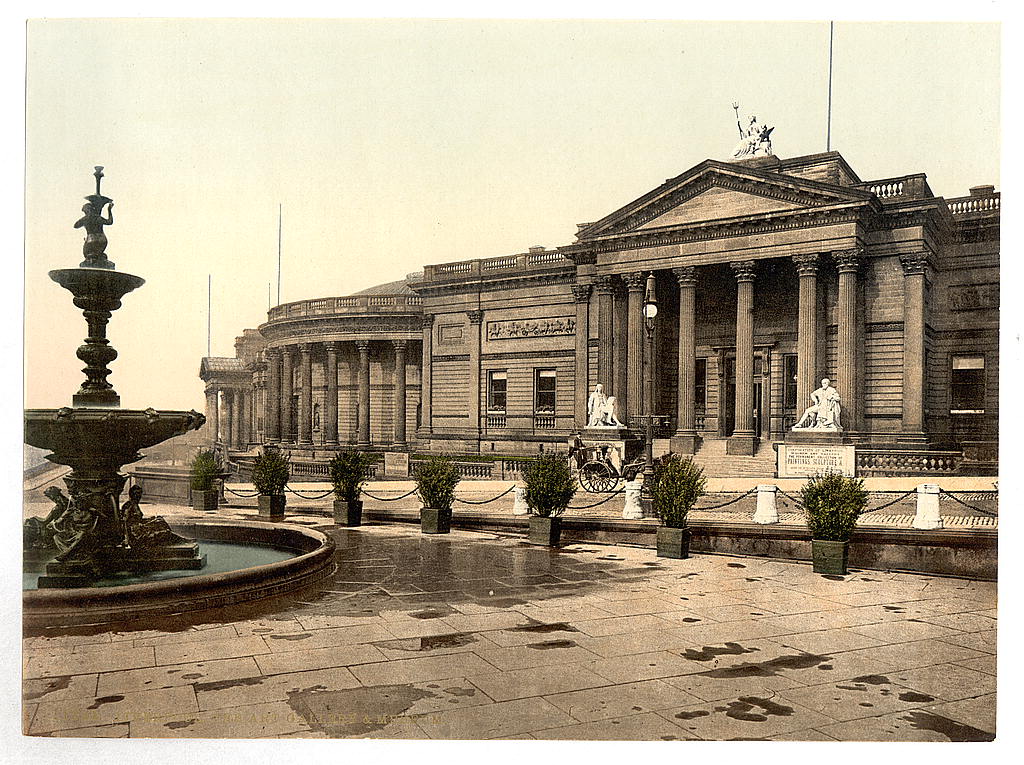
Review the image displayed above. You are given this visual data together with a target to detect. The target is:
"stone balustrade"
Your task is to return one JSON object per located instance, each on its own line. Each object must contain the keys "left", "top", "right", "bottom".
{"left": 422, "top": 248, "right": 571, "bottom": 283}
{"left": 267, "top": 293, "right": 421, "bottom": 321}
{"left": 856, "top": 449, "right": 961, "bottom": 476}
{"left": 947, "top": 193, "right": 1001, "bottom": 215}
{"left": 858, "top": 173, "right": 930, "bottom": 200}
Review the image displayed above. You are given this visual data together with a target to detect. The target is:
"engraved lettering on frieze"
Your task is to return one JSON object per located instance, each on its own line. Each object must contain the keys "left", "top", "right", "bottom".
{"left": 948, "top": 284, "right": 999, "bottom": 312}
{"left": 486, "top": 317, "right": 577, "bottom": 340}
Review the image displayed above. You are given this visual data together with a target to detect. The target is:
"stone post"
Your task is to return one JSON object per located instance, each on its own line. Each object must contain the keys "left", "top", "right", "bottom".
{"left": 793, "top": 253, "right": 820, "bottom": 416}
{"left": 836, "top": 250, "right": 862, "bottom": 434}
{"left": 420, "top": 315, "right": 434, "bottom": 435}
{"left": 324, "top": 342, "right": 339, "bottom": 446}
{"left": 672, "top": 266, "right": 698, "bottom": 454}
{"left": 265, "top": 348, "right": 280, "bottom": 442}
{"left": 280, "top": 346, "right": 294, "bottom": 442}
{"left": 571, "top": 283, "right": 592, "bottom": 429}
{"left": 393, "top": 340, "right": 408, "bottom": 447}
{"left": 900, "top": 251, "right": 930, "bottom": 444}
{"left": 728, "top": 260, "right": 757, "bottom": 456}
{"left": 297, "top": 343, "right": 313, "bottom": 446}
{"left": 912, "top": 484, "right": 943, "bottom": 530}
{"left": 512, "top": 484, "right": 529, "bottom": 515}
{"left": 467, "top": 310, "right": 484, "bottom": 449}
{"left": 356, "top": 340, "right": 371, "bottom": 448}
{"left": 205, "top": 386, "right": 220, "bottom": 445}
{"left": 622, "top": 478, "right": 644, "bottom": 520}
{"left": 595, "top": 276, "right": 616, "bottom": 395}
{"left": 753, "top": 484, "right": 779, "bottom": 524}
{"left": 624, "top": 271, "right": 646, "bottom": 425}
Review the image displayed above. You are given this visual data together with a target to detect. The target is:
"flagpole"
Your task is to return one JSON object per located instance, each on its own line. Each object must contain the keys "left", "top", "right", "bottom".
{"left": 207, "top": 274, "right": 212, "bottom": 357}
{"left": 276, "top": 203, "right": 282, "bottom": 306}
{"left": 827, "top": 21, "right": 834, "bottom": 151}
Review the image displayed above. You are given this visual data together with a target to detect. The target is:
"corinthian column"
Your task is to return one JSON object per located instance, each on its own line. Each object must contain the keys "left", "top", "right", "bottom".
{"left": 835, "top": 250, "right": 861, "bottom": 435}
{"left": 324, "top": 342, "right": 339, "bottom": 445}
{"left": 900, "top": 251, "right": 930, "bottom": 444}
{"left": 793, "top": 253, "right": 820, "bottom": 415}
{"left": 571, "top": 283, "right": 592, "bottom": 428}
{"left": 205, "top": 386, "right": 220, "bottom": 445}
{"left": 265, "top": 349, "right": 280, "bottom": 442}
{"left": 393, "top": 340, "right": 408, "bottom": 447}
{"left": 297, "top": 343, "right": 313, "bottom": 446}
{"left": 728, "top": 260, "right": 757, "bottom": 456}
{"left": 594, "top": 276, "right": 616, "bottom": 396}
{"left": 280, "top": 346, "right": 294, "bottom": 442}
{"left": 624, "top": 271, "right": 646, "bottom": 425}
{"left": 356, "top": 340, "right": 371, "bottom": 448}
{"left": 671, "top": 266, "right": 698, "bottom": 454}
{"left": 420, "top": 314, "right": 434, "bottom": 434}
{"left": 223, "top": 389, "right": 236, "bottom": 449}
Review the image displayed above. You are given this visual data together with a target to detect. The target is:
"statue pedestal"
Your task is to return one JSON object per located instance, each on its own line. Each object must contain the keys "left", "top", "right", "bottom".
{"left": 37, "top": 543, "right": 207, "bottom": 589}
{"left": 776, "top": 433, "right": 856, "bottom": 478}
{"left": 785, "top": 430, "right": 847, "bottom": 445}
{"left": 578, "top": 428, "right": 643, "bottom": 476}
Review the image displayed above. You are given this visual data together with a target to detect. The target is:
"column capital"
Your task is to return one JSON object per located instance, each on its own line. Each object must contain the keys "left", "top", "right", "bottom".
{"left": 570, "top": 283, "right": 592, "bottom": 302}
{"left": 393, "top": 339, "right": 408, "bottom": 352}
{"left": 279, "top": 344, "right": 294, "bottom": 359}
{"left": 421, "top": 313, "right": 435, "bottom": 328}
{"left": 265, "top": 346, "right": 281, "bottom": 359}
{"left": 899, "top": 251, "right": 931, "bottom": 276}
{"left": 594, "top": 274, "right": 618, "bottom": 295}
{"left": 834, "top": 249, "right": 863, "bottom": 273}
{"left": 323, "top": 341, "right": 341, "bottom": 353}
{"left": 792, "top": 253, "right": 820, "bottom": 277}
{"left": 467, "top": 309, "right": 484, "bottom": 325}
{"left": 356, "top": 340, "right": 371, "bottom": 353}
{"left": 672, "top": 266, "right": 698, "bottom": 287}
{"left": 730, "top": 260, "right": 757, "bottom": 283}
{"left": 623, "top": 271, "right": 647, "bottom": 291}
{"left": 297, "top": 342, "right": 314, "bottom": 354}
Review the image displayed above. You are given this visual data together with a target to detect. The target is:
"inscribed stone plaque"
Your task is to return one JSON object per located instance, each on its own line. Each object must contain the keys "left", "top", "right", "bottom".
{"left": 777, "top": 443, "right": 856, "bottom": 478}
{"left": 384, "top": 451, "right": 410, "bottom": 478}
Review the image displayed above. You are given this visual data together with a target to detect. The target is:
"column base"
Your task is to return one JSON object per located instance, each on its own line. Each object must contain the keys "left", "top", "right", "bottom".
{"left": 727, "top": 433, "right": 758, "bottom": 456}
{"left": 669, "top": 432, "right": 700, "bottom": 455}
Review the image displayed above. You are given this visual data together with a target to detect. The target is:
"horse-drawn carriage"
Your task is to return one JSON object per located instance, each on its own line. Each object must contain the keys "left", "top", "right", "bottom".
{"left": 568, "top": 439, "right": 645, "bottom": 493}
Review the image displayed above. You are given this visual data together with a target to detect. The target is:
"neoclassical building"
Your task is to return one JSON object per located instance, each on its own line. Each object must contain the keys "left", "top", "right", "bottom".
{"left": 201, "top": 151, "right": 999, "bottom": 474}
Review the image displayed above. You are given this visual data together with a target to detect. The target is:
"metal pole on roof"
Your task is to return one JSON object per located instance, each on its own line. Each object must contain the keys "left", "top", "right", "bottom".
{"left": 277, "top": 203, "right": 282, "bottom": 305}
{"left": 827, "top": 21, "right": 834, "bottom": 152}
{"left": 207, "top": 274, "right": 211, "bottom": 357}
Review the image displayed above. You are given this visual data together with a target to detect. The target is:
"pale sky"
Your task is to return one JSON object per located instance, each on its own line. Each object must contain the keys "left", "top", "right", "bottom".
{"left": 24, "top": 18, "right": 1000, "bottom": 412}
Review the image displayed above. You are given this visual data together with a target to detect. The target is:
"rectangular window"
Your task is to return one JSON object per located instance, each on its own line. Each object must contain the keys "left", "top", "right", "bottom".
{"left": 694, "top": 359, "right": 707, "bottom": 412}
{"left": 487, "top": 371, "right": 507, "bottom": 412}
{"left": 783, "top": 354, "right": 798, "bottom": 410}
{"left": 951, "top": 355, "right": 985, "bottom": 414}
{"left": 534, "top": 369, "right": 556, "bottom": 413}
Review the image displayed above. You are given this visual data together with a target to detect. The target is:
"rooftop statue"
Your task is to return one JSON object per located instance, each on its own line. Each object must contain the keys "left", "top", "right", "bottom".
{"left": 730, "top": 103, "right": 775, "bottom": 160}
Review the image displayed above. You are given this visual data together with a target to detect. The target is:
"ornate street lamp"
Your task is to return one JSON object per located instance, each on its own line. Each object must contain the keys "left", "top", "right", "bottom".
{"left": 642, "top": 273, "right": 658, "bottom": 489}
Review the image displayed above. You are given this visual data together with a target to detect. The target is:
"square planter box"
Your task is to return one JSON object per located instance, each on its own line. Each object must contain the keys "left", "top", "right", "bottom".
{"left": 191, "top": 489, "right": 218, "bottom": 512}
{"left": 333, "top": 499, "right": 363, "bottom": 527}
{"left": 528, "top": 516, "right": 562, "bottom": 546}
{"left": 420, "top": 507, "right": 451, "bottom": 534}
{"left": 656, "top": 526, "right": 691, "bottom": 559}
{"left": 258, "top": 494, "right": 286, "bottom": 520}
{"left": 811, "top": 539, "right": 849, "bottom": 575}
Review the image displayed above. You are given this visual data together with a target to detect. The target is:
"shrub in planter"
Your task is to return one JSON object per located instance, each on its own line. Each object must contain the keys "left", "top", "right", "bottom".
{"left": 800, "top": 471, "right": 868, "bottom": 575}
{"left": 329, "top": 450, "right": 375, "bottom": 526}
{"left": 522, "top": 452, "right": 576, "bottom": 546}
{"left": 651, "top": 454, "right": 706, "bottom": 559}
{"left": 189, "top": 450, "right": 222, "bottom": 512}
{"left": 253, "top": 450, "right": 290, "bottom": 520}
{"left": 415, "top": 456, "right": 460, "bottom": 534}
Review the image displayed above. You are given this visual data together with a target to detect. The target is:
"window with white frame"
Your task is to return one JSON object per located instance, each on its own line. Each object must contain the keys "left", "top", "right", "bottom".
{"left": 534, "top": 369, "right": 556, "bottom": 413}
{"left": 950, "top": 355, "right": 985, "bottom": 414}
{"left": 487, "top": 371, "right": 507, "bottom": 412}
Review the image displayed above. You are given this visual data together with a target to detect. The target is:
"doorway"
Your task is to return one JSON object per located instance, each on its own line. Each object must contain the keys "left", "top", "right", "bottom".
{"left": 720, "top": 352, "right": 766, "bottom": 437}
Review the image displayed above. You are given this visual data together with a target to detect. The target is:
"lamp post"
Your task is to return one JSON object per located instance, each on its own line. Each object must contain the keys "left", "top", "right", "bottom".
{"left": 642, "top": 272, "right": 659, "bottom": 487}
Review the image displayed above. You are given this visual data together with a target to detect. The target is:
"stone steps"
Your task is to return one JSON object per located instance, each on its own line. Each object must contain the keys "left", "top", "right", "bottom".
{"left": 690, "top": 438, "right": 778, "bottom": 478}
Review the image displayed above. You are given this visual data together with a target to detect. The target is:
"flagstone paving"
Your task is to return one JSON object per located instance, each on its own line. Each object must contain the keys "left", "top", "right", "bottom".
{"left": 22, "top": 523, "right": 996, "bottom": 740}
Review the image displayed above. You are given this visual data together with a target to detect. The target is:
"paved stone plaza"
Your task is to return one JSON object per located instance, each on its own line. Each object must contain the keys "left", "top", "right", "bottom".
{"left": 23, "top": 516, "right": 996, "bottom": 741}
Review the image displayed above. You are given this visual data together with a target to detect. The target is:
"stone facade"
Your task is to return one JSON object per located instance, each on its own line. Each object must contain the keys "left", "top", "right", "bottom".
{"left": 201, "top": 152, "right": 999, "bottom": 472}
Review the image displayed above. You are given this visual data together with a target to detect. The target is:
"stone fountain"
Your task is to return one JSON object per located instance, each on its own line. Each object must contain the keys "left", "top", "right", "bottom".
{"left": 24, "top": 167, "right": 206, "bottom": 588}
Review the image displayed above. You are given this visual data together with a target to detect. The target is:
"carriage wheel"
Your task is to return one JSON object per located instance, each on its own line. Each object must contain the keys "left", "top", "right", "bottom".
{"left": 579, "top": 462, "right": 616, "bottom": 494}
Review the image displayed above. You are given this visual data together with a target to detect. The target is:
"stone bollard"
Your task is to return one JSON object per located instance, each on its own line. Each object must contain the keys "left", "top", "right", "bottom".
{"left": 623, "top": 479, "right": 644, "bottom": 520}
{"left": 512, "top": 484, "right": 529, "bottom": 515}
{"left": 752, "top": 484, "right": 779, "bottom": 524}
{"left": 912, "top": 484, "right": 943, "bottom": 530}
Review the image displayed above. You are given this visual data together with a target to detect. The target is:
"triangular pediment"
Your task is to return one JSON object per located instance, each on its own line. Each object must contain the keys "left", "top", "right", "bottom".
{"left": 577, "top": 159, "right": 874, "bottom": 239}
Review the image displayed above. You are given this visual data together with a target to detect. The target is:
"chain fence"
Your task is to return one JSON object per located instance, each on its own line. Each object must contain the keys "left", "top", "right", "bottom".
{"left": 693, "top": 487, "right": 757, "bottom": 511}
{"left": 454, "top": 486, "right": 516, "bottom": 505}
{"left": 567, "top": 486, "right": 626, "bottom": 509}
{"left": 938, "top": 488, "right": 998, "bottom": 517}
{"left": 360, "top": 487, "right": 419, "bottom": 502}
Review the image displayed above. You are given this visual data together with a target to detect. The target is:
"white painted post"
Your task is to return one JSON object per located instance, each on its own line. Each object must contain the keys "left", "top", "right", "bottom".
{"left": 753, "top": 484, "right": 779, "bottom": 524}
{"left": 623, "top": 479, "right": 644, "bottom": 520}
{"left": 512, "top": 484, "right": 529, "bottom": 515}
{"left": 912, "top": 484, "right": 943, "bottom": 530}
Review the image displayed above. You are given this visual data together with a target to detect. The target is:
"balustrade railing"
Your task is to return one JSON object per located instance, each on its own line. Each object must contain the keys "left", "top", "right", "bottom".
{"left": 267, "top": 294, "right": 420, "bottom": 320}
{"left": 869, "top": 181, "right": 904, "bottom": 198}
{"left": 534, "top": 414, "right": 556, "bottom": 429}
{"left": 486, "top": 414, "right": 508, "bottom": 429}
{"left": 947, "top": 194, "right": 1000, "bottom": 215}
{"left": 855, "top": 449, "right": 961, "bottom": 476}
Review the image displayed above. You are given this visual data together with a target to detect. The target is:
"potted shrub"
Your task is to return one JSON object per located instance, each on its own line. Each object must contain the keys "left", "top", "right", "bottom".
{"left": 651, "top": 454, "right": 706, "bottom": 559}
{"left": 801, "top": 471, "right": 868, "bottom": 575}
{"left": 415, "top": 456, "right": 460, "bottom": 534}
{"left": 189, "top": 449, "right": 222, "bottom": 512}
{"left": 522, "top": 452, "right": 576, "bottom": 546}
{"left": 329, "top": 450, "right": 375, "bottom": 526}
{"left": 252, "top": 450, "right": 290, "bottom": 520}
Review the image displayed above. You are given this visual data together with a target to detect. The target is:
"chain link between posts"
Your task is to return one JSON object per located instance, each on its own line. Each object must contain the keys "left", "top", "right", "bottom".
{"left": 938, "top": 488, "right": 998, "bottom": 517}
{"left": 693, "top": 487, "right": 757, "bottom": 511}
{"left": 454, "top": 486, "right": 516, "bottom": 505}
{"left": 567, "top": 486, "right": 626, "bottom": 509}
{"left": 859, "top": 489, "right": 917, "bottom": 515}
{"left": 360, "top": 487, "right": 419, "bottom": 502}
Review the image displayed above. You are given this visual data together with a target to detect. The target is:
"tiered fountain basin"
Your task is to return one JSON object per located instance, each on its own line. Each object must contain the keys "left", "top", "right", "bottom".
{"left": 23, "top": 520, "right": 337, "bottom": 628}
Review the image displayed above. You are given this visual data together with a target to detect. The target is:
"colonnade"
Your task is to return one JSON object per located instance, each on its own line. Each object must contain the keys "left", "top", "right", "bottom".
{"left": 204, "top": 385, "right": 253, "bottom": 450}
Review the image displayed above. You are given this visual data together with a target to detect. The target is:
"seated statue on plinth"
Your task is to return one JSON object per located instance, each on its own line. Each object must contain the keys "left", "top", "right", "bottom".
{"left": 122, "top": 485, "right": 190, "bottom": 550}
{"left": 23, "top": 487, "right": 69, "bottom": 549}
{"left": 585, "top": 383, "right": 625, "bottom": 428}
{"left": 792, "top": 377, "right": 843, "bottom": 431}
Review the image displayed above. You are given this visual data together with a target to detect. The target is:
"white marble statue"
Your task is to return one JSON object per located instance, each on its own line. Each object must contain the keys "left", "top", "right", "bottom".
{"left": 601, "top": 396, "right": 625, "bottom": 427}
{"left": 730, "top": 103, "right": 774, "bottom": 160}
{"left": 792, "top": 378, "right": 843, "bottom": 431}
{"left": 586, "top": 384, "right": 607, "bottom": 427}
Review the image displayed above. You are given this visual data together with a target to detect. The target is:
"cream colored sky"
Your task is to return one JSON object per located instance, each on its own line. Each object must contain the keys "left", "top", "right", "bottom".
{"left": 24, "top": 18, "right": 1000, "bottom": 412}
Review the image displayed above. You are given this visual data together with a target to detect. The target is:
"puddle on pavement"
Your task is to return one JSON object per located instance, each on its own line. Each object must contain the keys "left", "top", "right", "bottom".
{"left": 24, "top": 676, "right": 72, "bottom": 701}
{"left": 194, "top": 676, "right": 266, "bottom": 693}
{"left": 527, "top": 639, "right": 577, "bottom": 649}
{"left": 86, "top": 695, "right": 124, "bottom": 709}
{"left": 695, "top": 651, "right": 831, "bottom": 678}
{"left": 900, "top": 711, "right": 994, "bottom": 742}
{"left": 510, "top": 620, "right": 578, "bottom": 634}
{"left": 681, "top": 643, "right": 761, "bottom": 662}
{"left": 720, "top": 696, "right": 795, "bottom": 722}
